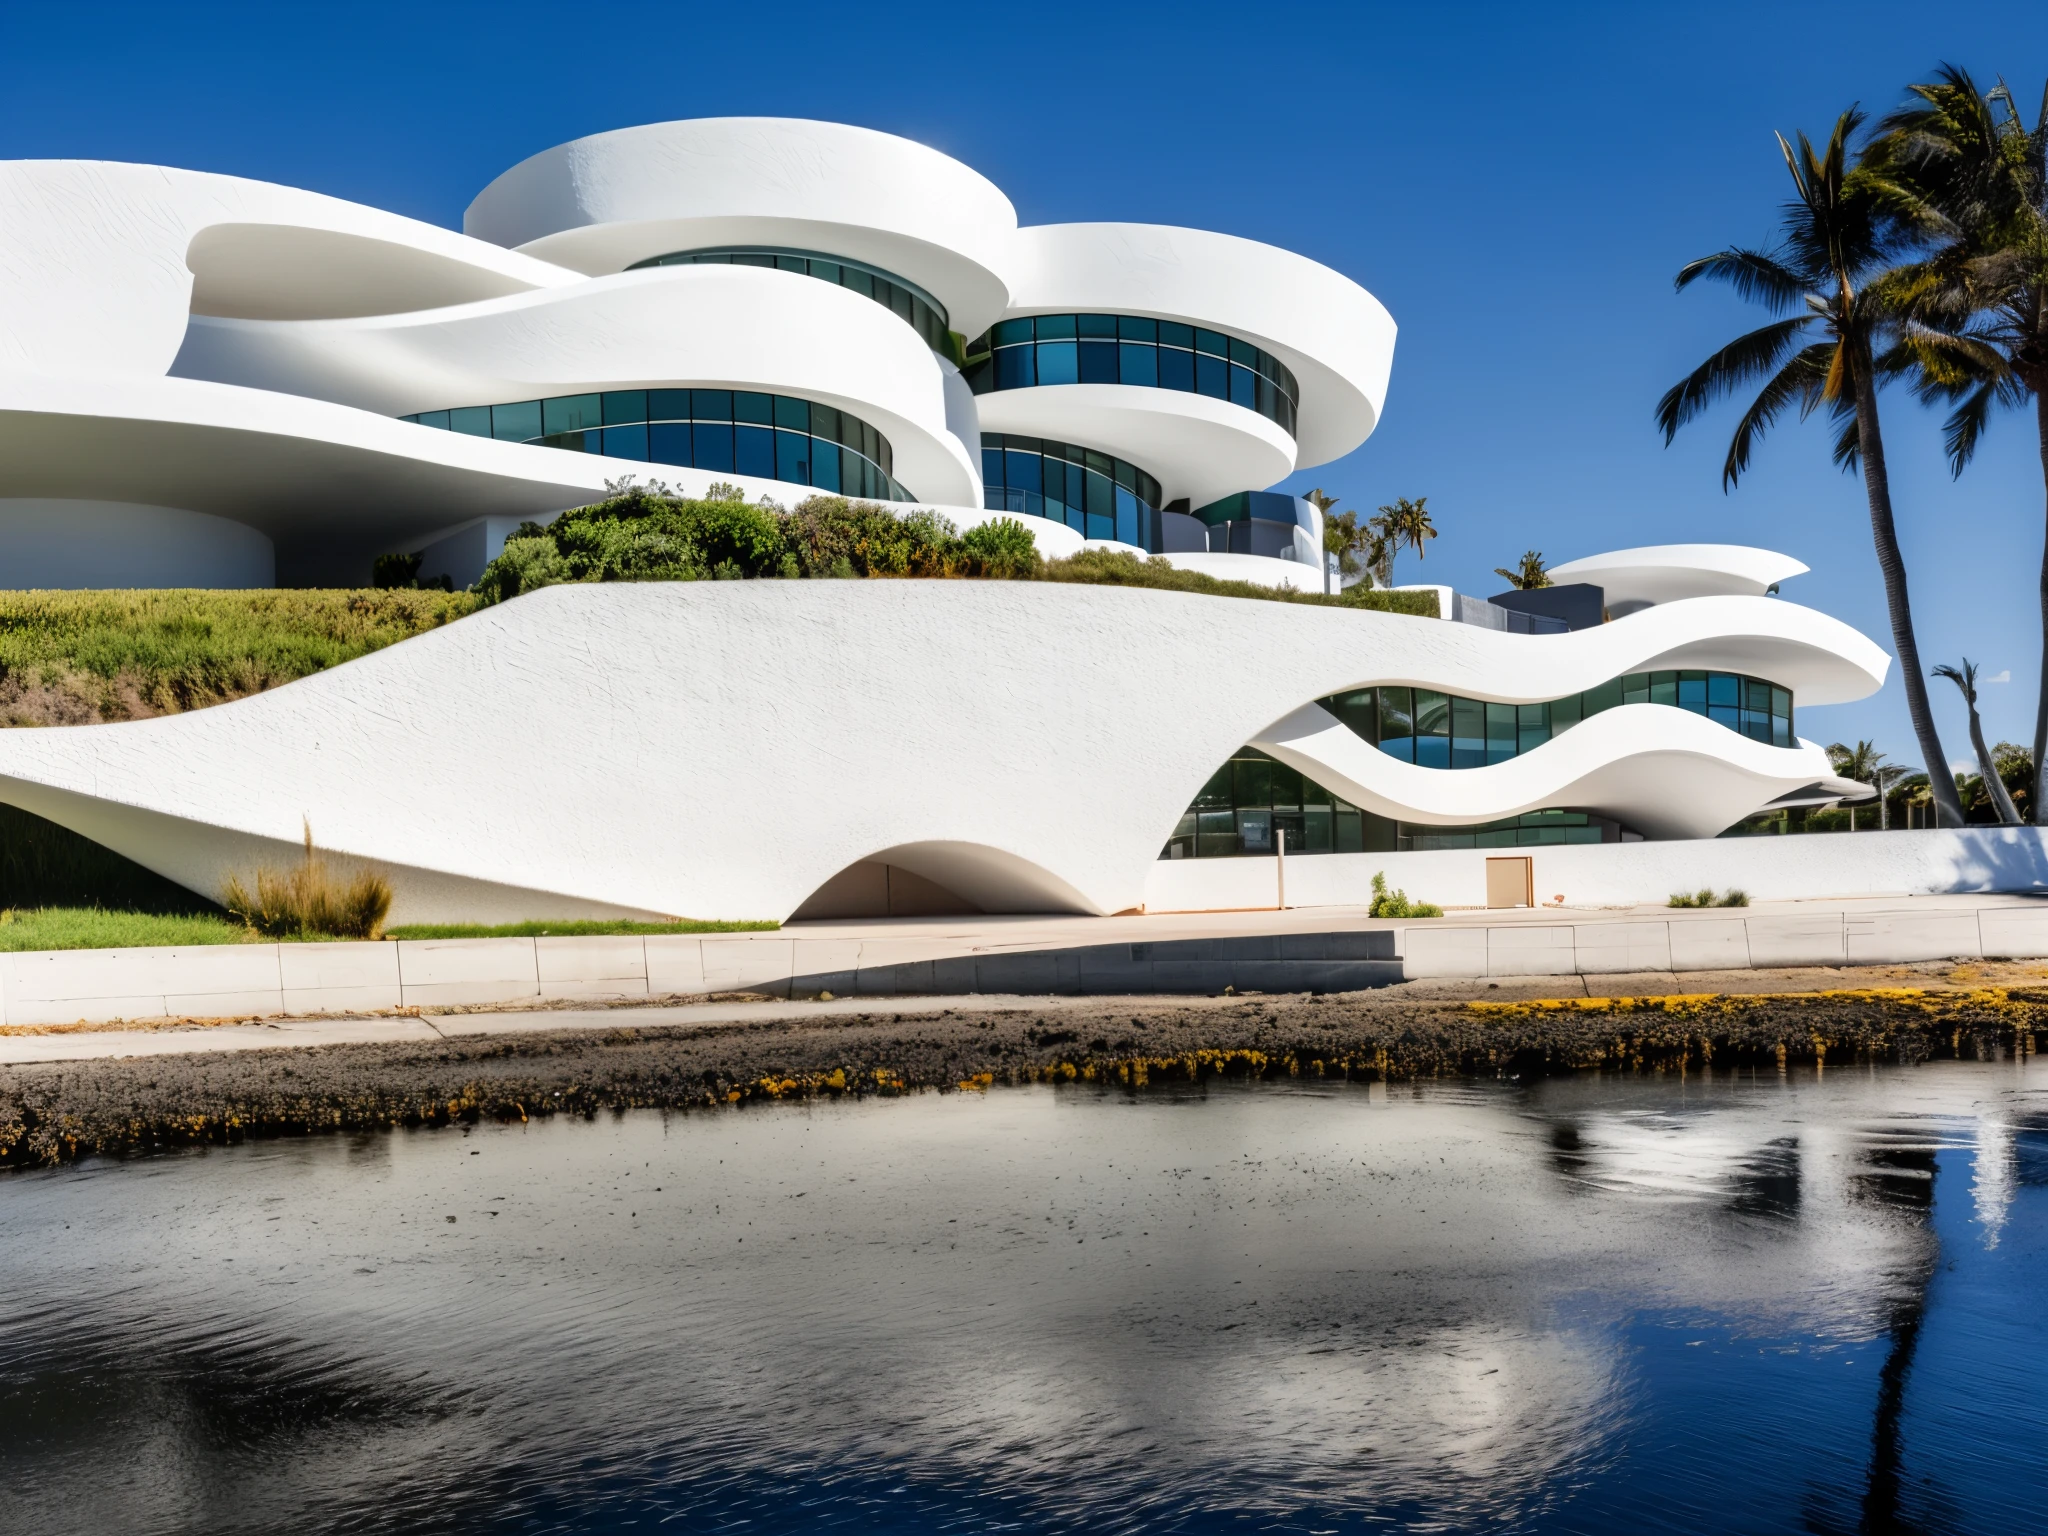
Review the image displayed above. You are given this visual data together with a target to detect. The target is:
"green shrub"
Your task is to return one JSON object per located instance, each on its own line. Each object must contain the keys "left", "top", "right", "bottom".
{"left": 1369, "top": 870, "right": 1442, "bottom": 918}
{"left": 1669, "top": 887, "right": 1749, "bottom": 908}
{"left": 471, "top": 490, "right": 1447, "bottom": 618}
{"left": 222, "top": 823, "right": 392, "bottom": 939}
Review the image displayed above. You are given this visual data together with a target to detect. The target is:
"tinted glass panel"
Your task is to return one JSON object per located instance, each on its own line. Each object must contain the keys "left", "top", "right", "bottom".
{"left": 1035, "top": 342, "right": 1078, "bottom": 385}
{"left": 1196, "top": 353, "right": 1229, "bottom": 398}
{"left": 450, "top": 407, "right": 490, "bottom": 436}
{"left": 602, "top": 424, "right": 649, "bottom": 461}
{"left": 1078, "top": 341, "right": 1118, "bottom": 384}
{"left": 1158, "top": 347, "right": 1195, "bottom": 391}
{"left": 491, "top": 401, "right": 541, "bottom": 441}
{"left": 1032, "top": 314, "right": 1075, "bottom": 339}
{"left": 735, "top": 425, "right": 774, "bottom": 478}
{"left": 543, "top": 395, "right": 601, "bottom": 434}
{"left": 1118, "top": 343, "right": 1158, "bottom": 387}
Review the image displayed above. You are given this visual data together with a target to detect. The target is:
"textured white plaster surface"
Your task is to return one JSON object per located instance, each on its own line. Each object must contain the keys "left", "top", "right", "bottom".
{"left": 0, "top": 582, "right": 1887, "bottom": 923}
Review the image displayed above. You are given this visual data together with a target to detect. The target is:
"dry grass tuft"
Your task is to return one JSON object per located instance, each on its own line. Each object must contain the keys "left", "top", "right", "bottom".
{"left": 223, "top": 821, "right": 392, "bottom": 940}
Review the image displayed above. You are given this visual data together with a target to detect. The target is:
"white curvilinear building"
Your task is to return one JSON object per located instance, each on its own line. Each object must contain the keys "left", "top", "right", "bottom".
{"left": 0, "top": 118, "right": 1908, "bottom": 921}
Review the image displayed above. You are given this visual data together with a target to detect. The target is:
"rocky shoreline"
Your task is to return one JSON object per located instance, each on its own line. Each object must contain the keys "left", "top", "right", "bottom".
{"left": 2, "top": 984, "right": 2040, "bottom": 1169}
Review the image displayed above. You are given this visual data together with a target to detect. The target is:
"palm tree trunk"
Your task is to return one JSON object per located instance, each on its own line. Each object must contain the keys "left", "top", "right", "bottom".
{"left": 1969, "top": 702, "right": 2023, "bottom": 824}
{"left": 2034, "top": 389, "right": 2048, "bottom": 824}
{"left": 1852, "top": 344, "right": 1967, "bottom": 827}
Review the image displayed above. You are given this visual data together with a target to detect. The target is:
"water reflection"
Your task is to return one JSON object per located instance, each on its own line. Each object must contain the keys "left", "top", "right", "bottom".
{"left": 1, "top": 1063, "right": 2043, "bottom": 1535}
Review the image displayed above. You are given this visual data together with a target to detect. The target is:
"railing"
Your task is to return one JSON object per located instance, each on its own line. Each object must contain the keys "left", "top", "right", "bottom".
{"left": 1450, "top": 592, "right": 1569, "bottom": 635}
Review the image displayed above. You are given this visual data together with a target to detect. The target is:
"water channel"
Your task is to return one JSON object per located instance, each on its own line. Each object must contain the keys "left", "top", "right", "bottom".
{"left": 2, "top": 1061, "right": 2043, "bottom": 1534}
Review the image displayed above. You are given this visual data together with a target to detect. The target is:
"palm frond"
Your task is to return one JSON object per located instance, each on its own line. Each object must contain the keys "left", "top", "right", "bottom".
{"left": 1656, "top": 315, "right": 1814, "bottom": 443}
{"left": 1721, "top": 344, "right": 1830, "bottom": 488}
{"left": 1942, "top": 380, "right": 2002, "bottom": 472}
{"left": 1673, "top": 248, "right": 1810, "bottom": 309}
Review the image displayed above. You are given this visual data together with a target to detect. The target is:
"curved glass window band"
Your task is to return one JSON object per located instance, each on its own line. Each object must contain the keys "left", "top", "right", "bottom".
{"left": 1318, "top": 669, "right": 1795, "bottom": 770}
{"left": 1158, "top": 749, "right": 1634, "bottom": 859}
{"left": 965, "top": 314, "right": 1299, "bottom": 438}
{"left": 402, "top": 391, "right": 912, "bottom": 503}
{"left": 628, "top": 247, "right": 952, "bottom": 356}
{"left": 979, "top": 432, "right": 1163, "bottom": 550}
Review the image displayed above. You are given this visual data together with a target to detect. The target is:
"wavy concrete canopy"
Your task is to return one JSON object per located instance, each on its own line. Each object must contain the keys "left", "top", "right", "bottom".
{"left": 1549, "top": 544, "right": 1811, "bottom": 611}
{"left": 1000, "top": 223, "right": 1396, "bottom": 472}
{"left": 0, "top": 161, "right": 577, "bottom": 378}
{"left": 174, "top": 265, "right": 978, "bottom": 507}
{"left": 0, "top": 583, "right": 1886, "bottom": 924}
{"left": 465, "top": 118, "right": 1019, "bottom": 338}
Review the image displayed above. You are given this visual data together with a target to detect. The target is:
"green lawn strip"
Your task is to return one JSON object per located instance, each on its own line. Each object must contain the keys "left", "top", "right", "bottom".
{"left": 0, "top": 908, "right": 782, "bottom": 952}
{"left": 0, "top": 907, "right": 256, "bottom": 950}
{"left": 382, "top": 919, "right": 779, "bottom": 939}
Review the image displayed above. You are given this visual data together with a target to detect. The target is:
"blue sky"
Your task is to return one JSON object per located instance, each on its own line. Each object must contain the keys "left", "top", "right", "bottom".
{"left": 4, "top": 0, "right": 2045, "bottom": 766}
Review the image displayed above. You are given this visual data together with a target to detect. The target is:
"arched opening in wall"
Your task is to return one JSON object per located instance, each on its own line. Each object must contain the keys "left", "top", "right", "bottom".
{"left": 788, "top": 841, "right": 1099, "bottom": 921}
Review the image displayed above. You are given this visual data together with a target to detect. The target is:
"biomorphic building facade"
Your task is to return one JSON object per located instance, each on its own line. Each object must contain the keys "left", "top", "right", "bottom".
{"left": 0, "top": 119, "right": 1887, "bottom": 921}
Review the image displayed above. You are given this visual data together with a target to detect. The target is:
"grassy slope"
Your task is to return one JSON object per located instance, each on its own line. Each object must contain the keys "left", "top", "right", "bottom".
{"left": 0, "top": 589, "right": 480, "bottom": 724}
{"left": 0, "top": 569, "right": 1431, "bottom": 727}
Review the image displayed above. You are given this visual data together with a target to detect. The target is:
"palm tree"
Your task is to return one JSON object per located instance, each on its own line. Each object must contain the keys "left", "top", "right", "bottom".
{"left": 1656, "top": 109, "right": 1966, "bottom": 827}
{"left": 1828, "top": 739, "right": 1886, "bottom": 830}
{"left": 1493, "top": 550, "right": 1551, "bottom": 590}
{"left": 1934, "top": 658, "right": 2023, "bottom": 822}
{"left": 1370, "top": 496, "right": 1436, "bottom": 585}
{"left": 1871, "top": 760, "right": 1912, "bottom": 829}
{"left": 1306, "top": 489, "right": 1375, "bottom": 588}
{"left": 1867, "top": 68, "right": 2048, "bottom": 824}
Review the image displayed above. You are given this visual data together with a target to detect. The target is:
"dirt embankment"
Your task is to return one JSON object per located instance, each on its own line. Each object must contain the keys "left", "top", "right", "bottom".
{"left": 1, "top": 986, "right": 2038, "bottom": 1170}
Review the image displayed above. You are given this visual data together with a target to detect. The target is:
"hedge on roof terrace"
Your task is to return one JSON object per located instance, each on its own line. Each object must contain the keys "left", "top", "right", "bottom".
{"left": 470, "top": 480, "right": 1443, "bottom": 616}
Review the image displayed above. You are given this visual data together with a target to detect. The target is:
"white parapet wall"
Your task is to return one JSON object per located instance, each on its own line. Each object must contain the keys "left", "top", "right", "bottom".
{"left": 1143, "top": 827, "right": 2048, "bottom": 913}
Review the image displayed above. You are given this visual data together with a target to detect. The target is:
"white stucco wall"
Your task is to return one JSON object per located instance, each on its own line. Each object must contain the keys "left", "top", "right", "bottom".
{"left": 0, "top": 582, "right": 1887, "bottom": 924}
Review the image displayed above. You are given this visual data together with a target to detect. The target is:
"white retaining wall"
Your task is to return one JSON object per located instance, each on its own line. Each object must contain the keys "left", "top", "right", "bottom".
{"left": 1143, "top": 827, "right": 2048, "bottom": 913}
{"left": 4, "top": 896, "right": 2048, "bottom": 1030}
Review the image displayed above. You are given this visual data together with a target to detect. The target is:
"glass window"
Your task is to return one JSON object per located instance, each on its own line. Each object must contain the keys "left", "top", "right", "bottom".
{"left": 1085, "top": 470, "right": 1114, "bottom": 539}
{"left": 1415, "top": 690, "right": 1449, "bottom": 739}
{"left": 734, "top": 392, "right": 773, "bottom": 425}
{"left": 491, "top": 400, "right": 541, "bottom": 442}
{"left": 812, "top": 442, "right": 841, "bottom": 493}
{"left": 996, "top": 347, "right": 1035, "bottom": 389}
{"left": 1709, "top": 704, "right": 1740, "bottom": 730}
{"left": 648, "top": 422, "right": 691, "bottom": 466}
{"left": 842, "top": 267, "right": 874, "bottom": 300}
{"left": 1158, "top": 320, "right": 1195, "bottom": 349}
{"left": 1451, "top": 696, "right": 1485, "bottom": 769}
{"left": 1229, "top": 364, "right": 1257, "bottom": 410}
{"left": 1196, "top": 353, "right": 1229, "bottom": 398}
{"left": 773, "top": 395, "right": 809, "bottom": 432}
{"left": 811, "top": 261, "right": 840, "bottom": 284}
{"left": 1649, "top": 673, "right": 1678, "bottom": 708}
{"left": 1004, "top": 450, "right": 1041, "bottom": 495}
{"left": 1708, "top": 672, "right": 1740, "bottom": 707}
{"left": 1677, "top": 672, "right": 1707, "bottom": 711}
{"left": 1195, "top": 328, "right": 1229, "bottom": 357}
{"left": 690, "top": 422, "right": 732, "bottom": 472}
{"left": 543, "top": 394, "right": 602, "bottom": 435}
{"left": 601, "top": 391, "right": 646, "bottom": 426}
{"left": 602, "top": 424, "right": 649, "bottom": 461}
{"left": 1518, "top": 702, "right": 1549, "bottom": 754}
{"left": 982, "top": 447, "right": 1004, "bottom": 488}
{"left": 1035, "top": 341, "right": 1078, "bottom": 385}
{"left": 809, "top": 402, "right": 840, "bottom": 440}
{"left": 993, "top": 317, "right": 1035, "bottom": 347}
{"left": 1228, "top": 337, "right": 1258, "bottom": 367}
{"left": 1078, "top": 313, "right": 1118, "bottom": 338}
{"left": 1119, "top": 343, "right": 1158, "bottom": 387}
{"left": 735, "top": 424, "right": 774, "bottom": 478}
{"left": 1158, "top": 347, "right": 1195, "bottom": 392}
{"left": 1415, "top": 733, "right": 1450, "bottom": 769}
{"left": 416, "top": 410, "right": 450, "bottom": 430}
{"left": 1118, "top": 316, "right": 1158, "bottom": 342}
{"left": 1032, "top": 314, "right": 1075, "bottom": 340}
{"left": 1115, "top": 486, "right": 1138, "bottom": 547}
{"left": 1078, "top": 341, "right": 1118, "bottom": 384}
{"left": 1549, "top": 693, "right": 1581, "bottom": 733}
{"left": 776, "top": 254, "right": 806, "bottom": 274}
{"left": 641, "top": 389, "right": 685, "bottom": 421}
